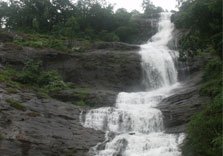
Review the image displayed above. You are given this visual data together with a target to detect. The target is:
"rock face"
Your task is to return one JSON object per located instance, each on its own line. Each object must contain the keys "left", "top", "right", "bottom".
{"left": 132, "top": 17, "right": 159, "bottom": 44}
{"left": 50, "top": 89, "right": 117, "bottom": 108}
{"left": 158, "top": 72, "right": 210, "bottom": 133}
{"left": 92, "top": 42, "right": 140, "bottom": 51}
{"left": 0, "top": 83, "right": 104, "bottom": 156}
{"left": 168, "top": 28, "right": 212, "bottom": 81}
{"left": 0, "top": 43, "right": 143, "bottom": 92}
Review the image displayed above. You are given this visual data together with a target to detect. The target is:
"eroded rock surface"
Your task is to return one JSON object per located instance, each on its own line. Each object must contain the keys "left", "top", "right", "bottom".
{"left": 0, "top": 83, "right": 104, "bottom": 156}
{"left": 0, "top": 43, "right": 143, "bottom": 92}
{"left": 158, "top": 72, "right": 210, "bottom": 133}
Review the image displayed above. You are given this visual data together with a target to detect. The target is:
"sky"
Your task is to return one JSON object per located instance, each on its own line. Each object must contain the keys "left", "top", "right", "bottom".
{"left": 108, "top": 0, "right": 178, "bottom": 12}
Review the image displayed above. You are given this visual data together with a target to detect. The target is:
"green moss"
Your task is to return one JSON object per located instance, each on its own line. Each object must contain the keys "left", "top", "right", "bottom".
{"left": 0, "top": 133, "right": 4, "bottom": 140}
{"left": 0, "top": 67, "right": 22, "bottom": 90}
{"left": 5, "top": 87, "right": 19, "bottom": 94}
{"left": 75, "top": 100, "right": 86, "bottom": 106}
{"left": 6, "top": 99, "right": 26, "bottom": 111}
{"left": 70, "top": 88, "right": 95, "bottom": 107}
{"left": 35, "top": 91, "right": 49, "bottom": 99}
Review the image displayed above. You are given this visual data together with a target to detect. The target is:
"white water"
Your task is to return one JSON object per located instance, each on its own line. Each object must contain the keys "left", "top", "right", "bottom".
{"left": 82, "top": 13, "right": 185, "bottom": 156}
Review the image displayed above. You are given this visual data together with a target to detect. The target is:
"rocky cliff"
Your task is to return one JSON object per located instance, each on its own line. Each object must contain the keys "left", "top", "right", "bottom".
{"left": 0, "top": 40, "right": 143, "bottom": 155}
{"left": 0, "top": 42, "right": 143, "bottom": 92}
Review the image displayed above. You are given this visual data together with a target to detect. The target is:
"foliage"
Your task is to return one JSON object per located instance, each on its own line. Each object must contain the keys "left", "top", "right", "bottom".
{"left": 142, "top": 0, "right": 163, "bottom": 17}
{"left": 183, "top": 58, "right": 223, "bottom": 156}
{"left": 172, "top": 0, "right": 222, "bottom": 58}
{"left": 0, "top": 67, "right": 22, "bottom": 89}
{"left": 0, "top": 0, "right": 163, "bottom": 44}
{"left": 173, "top": 0, "right": 223, "bottom": 155}
{"left": 200, "top": 58, "right": 222, "bottom": 98}
{"left": 99, "top": 30, "right": 119, "bottom": 42}
{"left": 183, "top": 93, "right": 222, "bottom": 156}
{"left": 16, "top": 60, "right": 68, "bottom": 92}
{"left": 0, "top": 60, "right": 68, "bottom": 94}
{"left": 14, "top": 34, "right": 67, "bottom": 50}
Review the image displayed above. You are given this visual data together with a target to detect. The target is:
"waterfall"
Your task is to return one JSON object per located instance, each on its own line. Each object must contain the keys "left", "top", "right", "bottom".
{"left": 82, "top": 12, "right": 185, "bottom": 156}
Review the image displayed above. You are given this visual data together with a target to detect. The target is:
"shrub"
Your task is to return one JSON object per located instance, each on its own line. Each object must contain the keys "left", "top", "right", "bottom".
{"left": 99, "top": 31, "right": 120, "bottom": 42}
{"left": 183, "top": 94, "right": 222, "bottom": 156}
{"left": 183, "top": 58, "right": 223, "bottom": 156}
{"left": 16, "top": 60, "right": 68, "bottom": 92}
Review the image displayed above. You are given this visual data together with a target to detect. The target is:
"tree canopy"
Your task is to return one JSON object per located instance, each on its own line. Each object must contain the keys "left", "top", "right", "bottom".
{"left": 0, "top": 0, "right": 163, "bottom": 43}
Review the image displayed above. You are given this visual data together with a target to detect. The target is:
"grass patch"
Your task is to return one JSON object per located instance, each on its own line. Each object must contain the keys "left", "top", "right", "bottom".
{"left": 12, "top": 33, "right": 93, "bottom": 53}
{"left": 13, "top": 33, "right": 68, "bottom": 51}
{"left": 6, "top": 99, "right": 26, "bottom": 111}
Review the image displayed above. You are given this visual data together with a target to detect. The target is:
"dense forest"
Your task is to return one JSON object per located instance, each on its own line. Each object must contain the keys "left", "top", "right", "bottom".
{"left": 172, "top": 0, "right": 222, "bottom": 155}
{"left": 0, "top": 0, "right": 162, "bottom": 44}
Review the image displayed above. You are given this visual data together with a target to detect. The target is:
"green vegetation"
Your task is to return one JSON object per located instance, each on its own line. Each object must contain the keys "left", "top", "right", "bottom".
{"left": 6, "top": 98, "right": 26, "bottom": 111}
{"left": 0, "top": 60, "right": 96, "bottom": 107}
{"left": 0, "top": 0, "right": 162, "bottom": 44}
{"left": 172, "top": 0, "right": 222, "bottom": 59}
{"left": 172, "top": 0, "right": 222, "bottom": 155}
{"left": 13, "top": 34, "right": 67, "bottom": 51}
{"left": 16, "top": 60, "right": 68, "bottom": 92}
{"left": 183, "top": 58, "right": 222, "bottom": 156}
{"left": 72, "top": 89, "right": 95, "bottom": 107}
{"left": 0, "top": 60, "right": 68, "bottom": 93}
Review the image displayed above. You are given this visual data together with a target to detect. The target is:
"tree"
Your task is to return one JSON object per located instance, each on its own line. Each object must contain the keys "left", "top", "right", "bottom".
{"left": 64, "top": 16, "right": 79, "bottom": 38}
{"left": 142, "top": 0, "right": 163, "bottom": 17}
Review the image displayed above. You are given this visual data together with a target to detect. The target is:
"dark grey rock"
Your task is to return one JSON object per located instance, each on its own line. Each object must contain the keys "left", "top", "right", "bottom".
{"left": 0, "top": 45, "right": 143, "bottom": 92}
{"left": 49, "top": 89, "right": 117, "bottom": 107}
{"left": 158, "top": 72, "right": 210, "bottom": 133}
{"left": 0, "top": 32, "right": 13, "bottom": 43}
{"left": 0, "top": 83, "right": 104, "bottom": 156}
{"left": 92, "top": 42, "right": 140, "bottom": 51}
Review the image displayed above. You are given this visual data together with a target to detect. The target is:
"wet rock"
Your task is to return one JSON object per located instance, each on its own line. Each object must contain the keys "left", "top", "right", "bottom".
{"left": 0, "top": 32, "right": 13, "bottom": 43}
{"left": 168, "top": 29, "right": 212, "bottom": 81}
{"left": 0, "top": 83, "right": 104, "bottom": 156}
{"left": 92, "top": 42, "right": 140, "bottom": 51}
{"left": 158, "top": 72, "right": 210, "bottom": 133}
{"left": 0, "top": 46, "right": 143, "bottom": 92}
{"left": 50, "top": 89, "right": 117, "bottom": 107}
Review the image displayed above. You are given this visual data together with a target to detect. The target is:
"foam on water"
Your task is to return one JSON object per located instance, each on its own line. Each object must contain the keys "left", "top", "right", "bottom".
{"left": 82, "top": 12, "right": 185, "bottom": 156}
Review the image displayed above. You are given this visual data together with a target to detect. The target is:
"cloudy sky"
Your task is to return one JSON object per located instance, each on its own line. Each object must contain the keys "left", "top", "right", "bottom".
{"left": 108, "top": 0, "right": 178, "bottom": 12}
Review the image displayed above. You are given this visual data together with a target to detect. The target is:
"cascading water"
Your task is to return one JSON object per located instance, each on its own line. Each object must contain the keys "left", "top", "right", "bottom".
{"left": 82, "top": 12, "right": 185, "bottom": 156}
